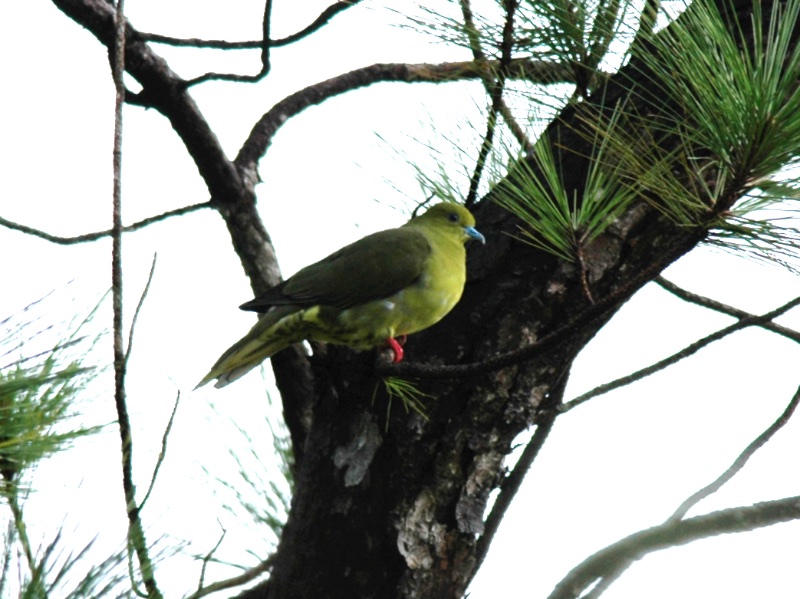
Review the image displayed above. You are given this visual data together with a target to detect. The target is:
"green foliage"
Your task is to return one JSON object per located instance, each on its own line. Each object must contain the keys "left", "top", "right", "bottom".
{"left": 493, "top": 116, "right": 638, "bottom": 261}
{"left": 14, "top": 534, "right": 130, "bottom": 599}
{"left": 408, "top": 0, "right": 632, "bottom": 82}
{"left": 629, "top": 0, "right": 800, "bottom": 259}
{"left": 643, "top": 0, "right": 800, "bottom": 183}
{"left": 0, "top": 359, "right": 93, "bottom": 486}
{"left": 516, "top": 0, "right": 632, "bottom": 75}
{"left": 380, "top": 377, "right": 432, "bottom": 427}
{"left": 708, "top": 183, "right": 800, "bottom": 270}
{"left": 0, "top": 294, "right": 128, "bottom": 598}
{"left": 546, "top": 0, "right": 800, "bottom": 268}
{"left": 583, "top": 111, "right": 717, "bottom": 225}
{"left": 0, "top": 295, "right": 102, "bottom": 492}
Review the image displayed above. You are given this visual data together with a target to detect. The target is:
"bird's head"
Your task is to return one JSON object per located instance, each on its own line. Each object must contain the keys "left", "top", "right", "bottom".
{"left": 412, "top": 203, "right": 486, "bottom": 245}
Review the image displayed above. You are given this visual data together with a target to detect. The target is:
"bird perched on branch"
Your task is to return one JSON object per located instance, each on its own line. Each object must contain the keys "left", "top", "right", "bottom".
{"left": 197, "top": 202, "right": 485, "bottom": 388}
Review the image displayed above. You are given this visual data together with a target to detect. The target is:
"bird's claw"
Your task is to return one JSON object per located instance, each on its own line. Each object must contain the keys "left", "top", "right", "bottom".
{"left": 386, "top": 337, "right": 404, "bottom": 363}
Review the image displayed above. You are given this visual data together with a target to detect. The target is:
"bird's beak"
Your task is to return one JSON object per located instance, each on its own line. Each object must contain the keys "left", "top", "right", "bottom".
{"left": 465, "top": 226, "right": 486, "bottom": 244}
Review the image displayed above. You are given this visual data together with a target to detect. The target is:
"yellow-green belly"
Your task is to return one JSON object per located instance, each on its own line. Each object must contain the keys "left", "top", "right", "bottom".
{"left": 274, "top": 235, "right": 467, "bottom": 350}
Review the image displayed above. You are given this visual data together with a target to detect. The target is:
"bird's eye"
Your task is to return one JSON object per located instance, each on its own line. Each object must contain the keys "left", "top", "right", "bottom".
{"left": 447, "top": 213, "right": 459, "bottom": 223}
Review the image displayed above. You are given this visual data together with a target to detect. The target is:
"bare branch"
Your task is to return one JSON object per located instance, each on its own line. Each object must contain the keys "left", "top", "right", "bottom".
{"left": 141, "top": 35, "right": 261, "bottom": 50}
{"left": 196, "top": 527, "right": 226, "bottom": 594}
{"left": 382, "top": 232, "right": 705, "bottom": 380}
{"left": 184, "top": 556, "right": 273, "bottom": 599}
{"left": 125, "top": 254, "right": 158, "bottom": 366}
{"left": 579, "top": 385, "right": 800, "bottom": 594}
{"left": 234, "top": 58, "right": 572, "bottom": 176}
{"left": 51, "top": 0, "right": 251, "bottom": 214}
{"left": 172, "top": 0, "right": 275, "bottom": 87}
{"left": 268, "top": 0, "right": 364, "bottom": 47}
{"left": 183, "top": 71, "right": 265, "bottom": 87}
{"left": 558, "top": 294, "right": 800, "bottom": 415}
{"left": 548, "top": 496, "right": 800, "bottom": 599}
{"left": 461, "top": 0, "right": 531, "bottom": 207}
{"left": 141, "top": 1, "right": 364, "bottom": 50}
{"left": 111, "top": 2, "right": 162, "bottom": 595}
{"left": 0, "top": 202, "right": 212, "bottom": 245}
{"left": 669, "top": 385, "right": 800, "bottom": 521}
{"left": 260, "top": 0, "right": 273, "bottom": 75}
{"left": 656, "top": 276, "right": 800, "bottom": 343}
{"left": 139, "top": 391, "right": 182, "bottom": 512}
{"left": 179, "top": 2, "right": 374, "bottom": 87}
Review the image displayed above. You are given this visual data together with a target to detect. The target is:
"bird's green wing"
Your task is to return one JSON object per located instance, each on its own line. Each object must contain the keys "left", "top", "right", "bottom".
{"left": 241, "top": 228, "right": 432, "bottom": 311}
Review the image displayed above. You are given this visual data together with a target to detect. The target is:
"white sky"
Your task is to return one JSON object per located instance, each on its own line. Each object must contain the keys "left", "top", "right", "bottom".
{"left": 2, "top": 1, "right": 800, "bottom": 598}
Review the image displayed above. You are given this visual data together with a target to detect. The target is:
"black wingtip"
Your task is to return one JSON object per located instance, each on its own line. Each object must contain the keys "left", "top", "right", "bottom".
{"left": 239, "top": 298, "right": 263, "bottom": 312}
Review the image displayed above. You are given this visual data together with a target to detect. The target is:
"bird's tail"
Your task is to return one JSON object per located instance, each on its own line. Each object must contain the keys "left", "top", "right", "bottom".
{"left": 195, "top": 307, "right": 300, "bottom": 389}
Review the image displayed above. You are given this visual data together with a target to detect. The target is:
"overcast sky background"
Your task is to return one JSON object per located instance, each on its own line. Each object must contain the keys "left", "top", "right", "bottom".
{"left": 2, "top": 1, "right": 800, "bottom": 598}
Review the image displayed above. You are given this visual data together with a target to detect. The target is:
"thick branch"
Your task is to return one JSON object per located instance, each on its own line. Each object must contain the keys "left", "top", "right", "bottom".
{"left": 52, "top": 0, "right": 242, "bottom": 201}
{"left": 548, "top": 496, "right": 800, "bottom": 599}
{"left": 51, "top": 0, "right": 314, "bottom": 497}
{"left": 234, "top": 59, "right": 572, "bottom": 173}
{"left": 50, "top": 0, "right": 281, "bottom": 288}
{"left": 573, "top": 385, "right": 800, "bottom": 596}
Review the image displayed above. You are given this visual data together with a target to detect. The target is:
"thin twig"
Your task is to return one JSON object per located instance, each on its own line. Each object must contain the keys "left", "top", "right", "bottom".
{"left": 196, "top": 527, "right": 226, "bottom": 594}
{"left": 184, "top": 0, "right": 362, "bottom": 87}
{"left": 477, "top": 417, "right": 556, "bottom": 558}
{"left": 0, "top": 202, "right": 211, "bottom": 246}
{"left": 576, "top": 242, "right": 595, "bottom": 304}
{"left": 547, "top": 496, "right": 800, "bottom": 599}
{"left": 110, "top": 3, "right": 162, "bottom": 597}
{"left": 461, "top": 0, "right": 521, "bottom": 207}
{"left": 557, "top": 294, "right": 800, "bottom": 415}
{"left": 184, "top": 556, "right": 274, "bottom": 599}
{"left": 142, "top": 1, "right": 364, "bottom": 50}
{"left": 669, "top": 385, "right": 800, "bottom": 522}
{"left": 459, "top": 0, "right": 535, "bottom": 155}
{"left": 125, "top": 254, "right": 158, "bottom": 366}
{"left": 260, "top": 0, "right": 273, "bottom": 76}
{"left": 139, "top": 391, "right": 182, "bottom": 512}
{"left": 382, "top": 233, "right": 705, "bottom": 380}
{"left": 7, "top": 494, "right": 41, "bottom": 595}
{"left": 184, "top": 0, "right": 273, "bottom": 87}
{"left": 656, "top": 276, "right": 800, "bottom": 343}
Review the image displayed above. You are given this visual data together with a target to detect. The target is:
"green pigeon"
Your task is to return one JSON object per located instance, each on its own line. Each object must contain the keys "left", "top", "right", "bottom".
{"left": 197, "top": 202, "right": 485, "bottom": 388}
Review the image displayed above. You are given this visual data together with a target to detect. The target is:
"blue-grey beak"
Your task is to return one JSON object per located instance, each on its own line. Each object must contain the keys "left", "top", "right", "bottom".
{"left": 465, "top": 226, "right": 486, "bottom": 244}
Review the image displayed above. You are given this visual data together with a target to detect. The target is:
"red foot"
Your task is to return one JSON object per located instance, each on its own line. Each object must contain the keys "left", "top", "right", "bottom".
{"left": 386, "top": 337, "right": 404, "bottom": 363}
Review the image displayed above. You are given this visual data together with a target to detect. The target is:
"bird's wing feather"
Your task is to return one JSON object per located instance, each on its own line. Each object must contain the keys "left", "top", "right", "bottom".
{"left": 241, "top": 228, "right": 431, "bottom": 311}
